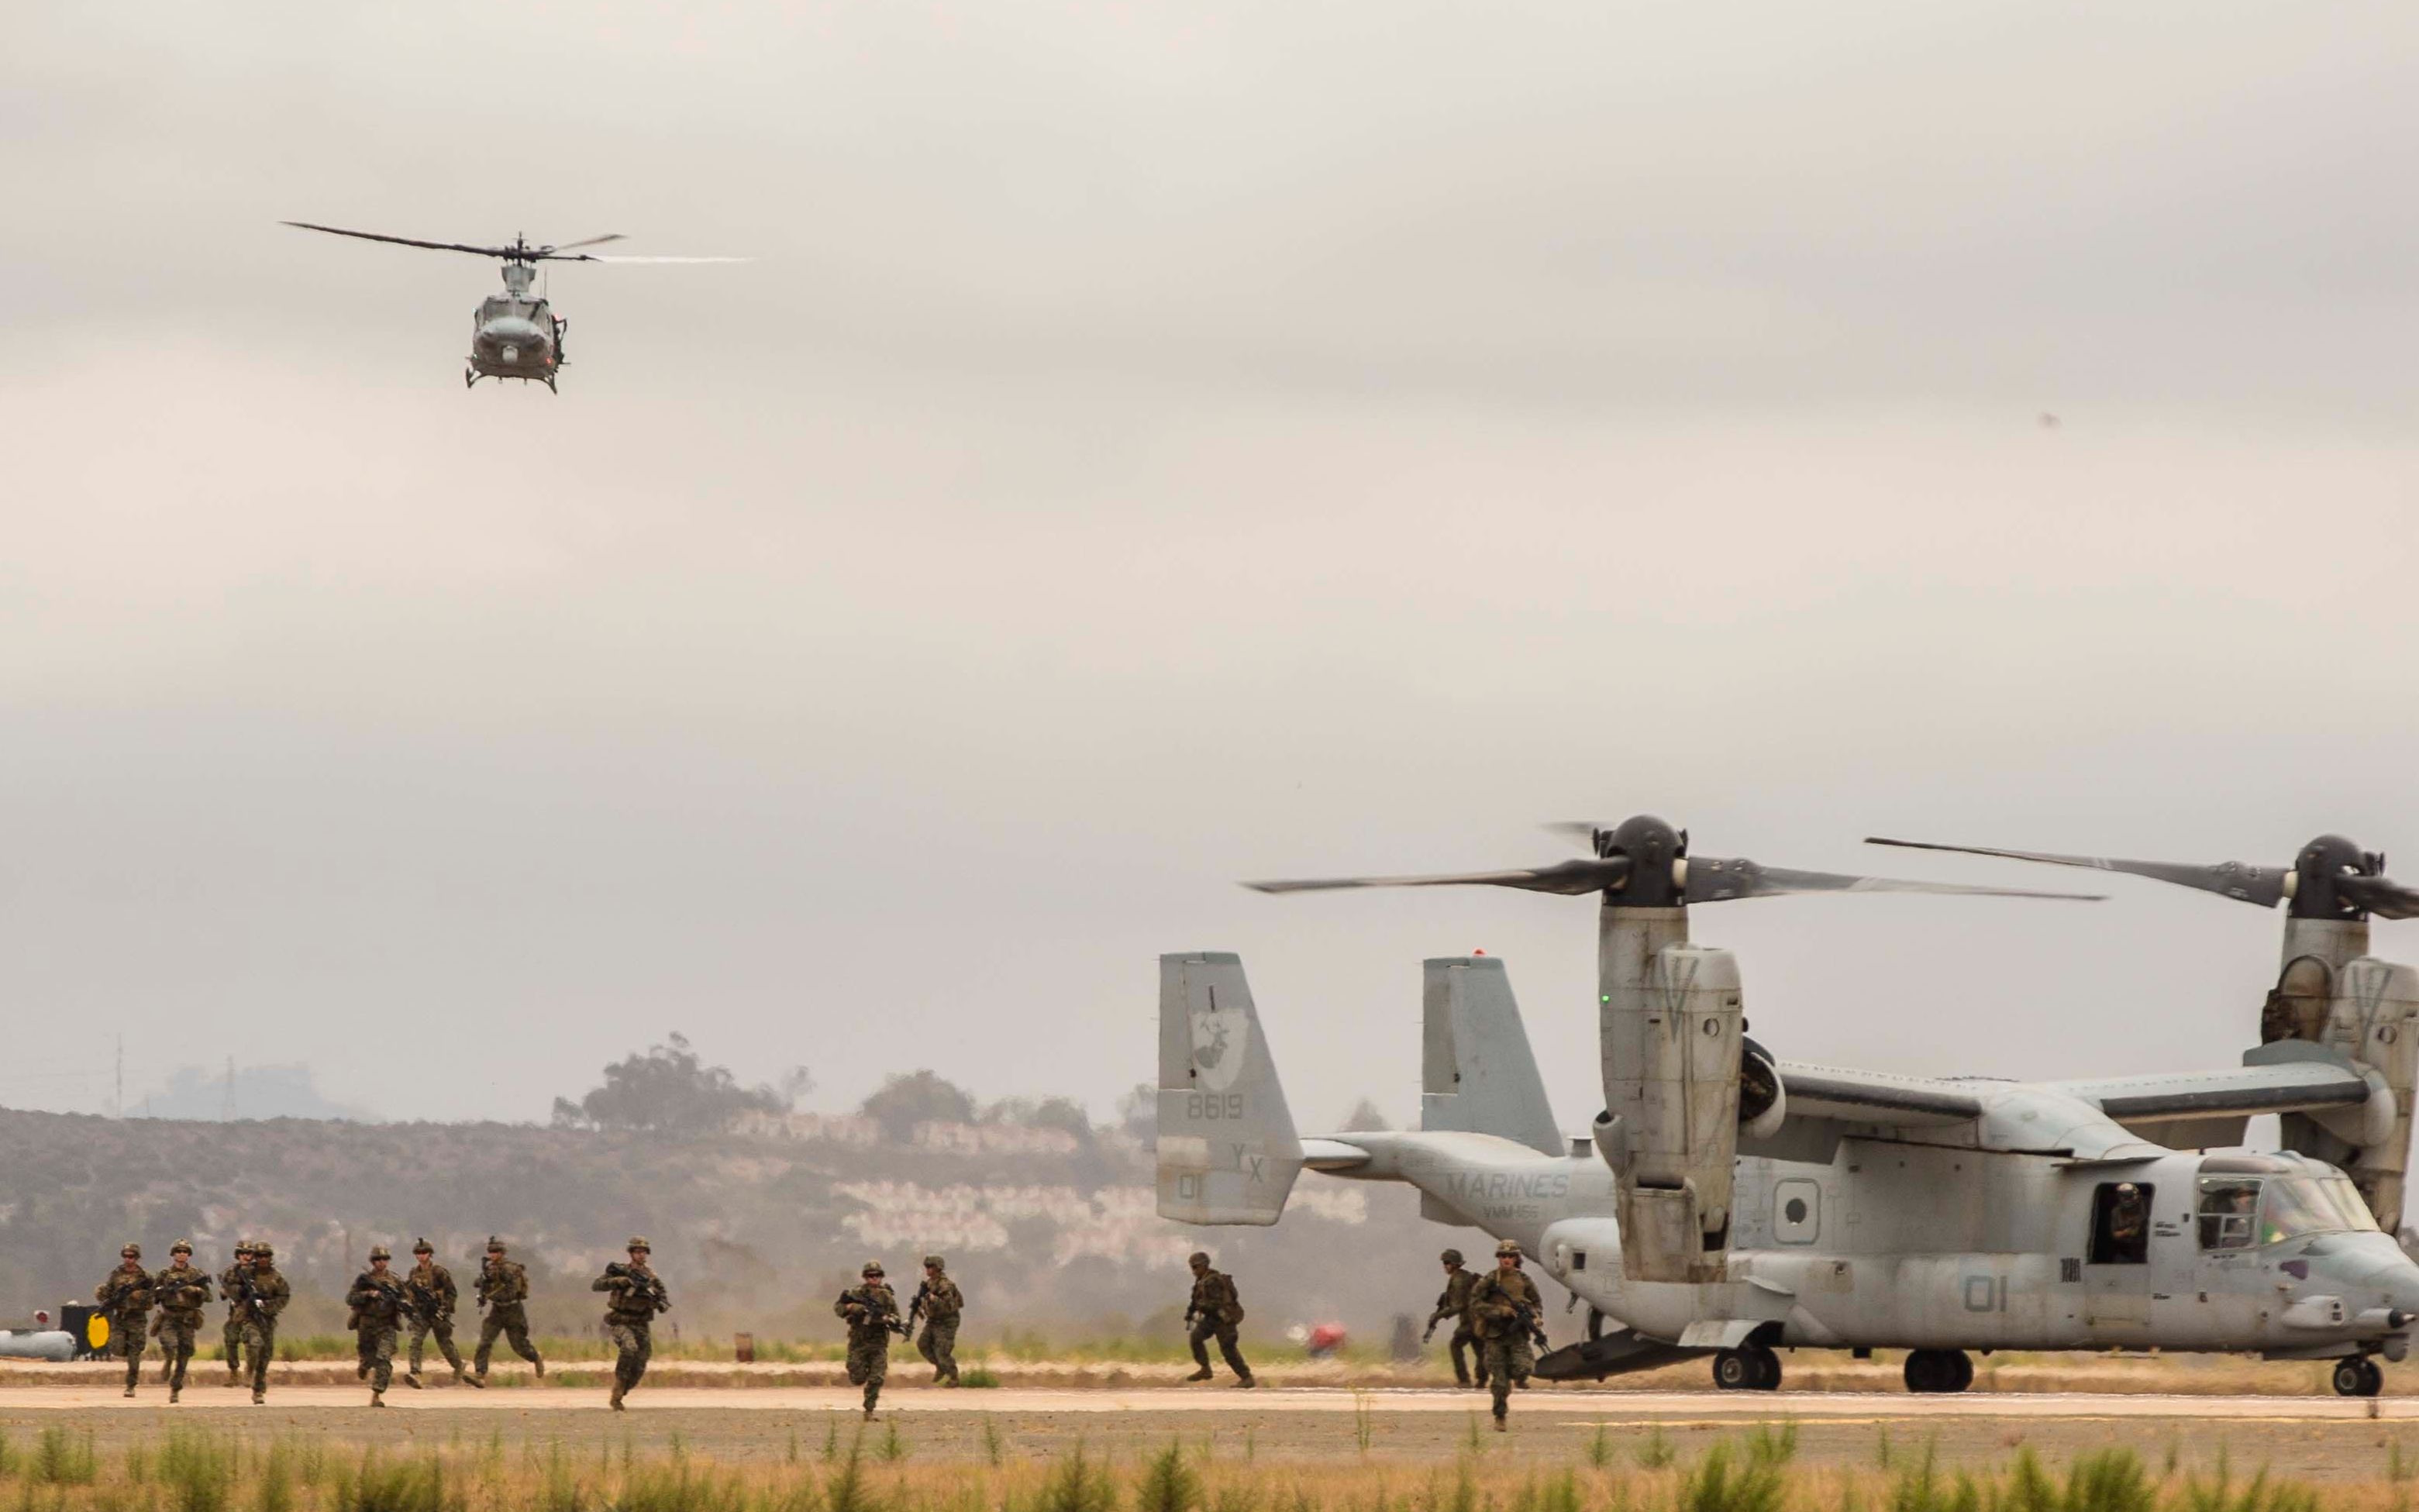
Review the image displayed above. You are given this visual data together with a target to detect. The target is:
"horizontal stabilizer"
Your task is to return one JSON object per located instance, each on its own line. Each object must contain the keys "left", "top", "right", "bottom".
{"left": 1156, "top": 953, "right": 1306, "bottom": 1225}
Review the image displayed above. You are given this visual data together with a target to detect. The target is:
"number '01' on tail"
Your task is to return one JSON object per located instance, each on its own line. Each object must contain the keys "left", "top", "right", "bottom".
{"left": 1156, "top": 953, "right": 1306, "bottom": 1224}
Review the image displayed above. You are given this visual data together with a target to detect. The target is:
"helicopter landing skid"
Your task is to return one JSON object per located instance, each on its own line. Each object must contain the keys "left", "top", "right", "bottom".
{"left": 463, "top": 367, "right": 480, "bottom": 389}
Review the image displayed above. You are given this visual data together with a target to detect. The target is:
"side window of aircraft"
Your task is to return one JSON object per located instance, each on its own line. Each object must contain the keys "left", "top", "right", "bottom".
{"left": 2198, "top": 1177, "right": 2262, "bottom": 1250}
{"left": 2087, "top": 1181, "right": 2153, "bottom": 1264}
{"left": 1773, "top": 1179, "right": 1820, "bottom": 1245}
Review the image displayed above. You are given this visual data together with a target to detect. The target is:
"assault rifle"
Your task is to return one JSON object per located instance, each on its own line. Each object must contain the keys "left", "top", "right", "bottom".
{"left": 603, "top": 1262, "right": 670, "bottom": 1314}
{"left": 905, "top": 1281, "right": 932, "bottom": 1330}
{"left": 841, "top": 1288, "right": 911, "bottom": 1339}
{"left": 1511, "top": 1301, "right": 1549, "bottom": 1352}
{"left": 225, "top": 1266, "right": 266, "bottom": 1328}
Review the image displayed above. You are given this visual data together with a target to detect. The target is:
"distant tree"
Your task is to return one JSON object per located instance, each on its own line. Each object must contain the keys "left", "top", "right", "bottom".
{"left": 1117, "top": 1083, "right": 1156, "bottom": 1141}
{"left": 1028, "top": 1096, "right": 1094, "bottom": 1144}
{"left": 860, "top": 1070, "right": 977, "bottom": 1142}
{"left": 1340, "top": 1097, "right": 1393, "bottom": 1132}
{"left": 551, "top": 1033, "right": 805, "bottom": 1135}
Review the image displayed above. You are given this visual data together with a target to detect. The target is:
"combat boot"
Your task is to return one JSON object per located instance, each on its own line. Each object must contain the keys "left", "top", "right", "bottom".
{"left": 609, "top": 1383, "right": 625, "bottom": 1411}
{"left": 169, "top": 1386, "right": 181, "bottom": 1405}
{"left": 122, "top": 1386, "right": 135, "bottom": 1399}
{"left": 370, "top": 1390, "right": 385, "bottom": 1408}
{"left": 405, "top": 1372, "right": 422, "bottom": 1390}
{"left": 1184, "top": 1367, "right": 1214, "bottom": 1382}
{"left": 1234, "top": 1376, "right": 1257, "bottom": 1389}
{"left": 532, "top": 1356, "right": 546, "bottom": 1379}
{"left": 1491, "top": 1415, "right": 1507, "bottom": 1434}
{"left": 251, "top": 1389, "right": 265, "bottom": 1405}
{"left": 465, "top": 1373, "right": 487, "bottom": 1390}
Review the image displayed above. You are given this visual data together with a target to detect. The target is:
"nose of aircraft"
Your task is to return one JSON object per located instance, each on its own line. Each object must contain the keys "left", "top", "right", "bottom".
{"left": 478, "top": 318, "right": 548, "bottom": 364}
{"left": 2328, "top": 1232, "right": 2419, "bottom": 1321}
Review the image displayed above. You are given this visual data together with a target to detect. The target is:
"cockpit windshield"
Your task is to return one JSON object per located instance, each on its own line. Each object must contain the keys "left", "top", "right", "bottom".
{"left": 2197, "top": 1171, "right": 2379, "bottom": 1250}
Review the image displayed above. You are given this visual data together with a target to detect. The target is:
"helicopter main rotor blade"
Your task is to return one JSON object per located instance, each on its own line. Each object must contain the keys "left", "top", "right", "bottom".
{"left": 282, "top": 221, "right": 512, "bottom": 259}
{"left": 1244, "top": 856, "right": 1633, "bottom": 897}
{"left": 1685, "top": 856, "right": 2104, "bottom": 904}
{"left": 568, "top": 253, "right": 753, "bottom": 263}
{"left": 1865, "top": 837, "right": 2290, "bottom": 908}
{"left": 543, "top": 234, "right": 627, "bottom": 253}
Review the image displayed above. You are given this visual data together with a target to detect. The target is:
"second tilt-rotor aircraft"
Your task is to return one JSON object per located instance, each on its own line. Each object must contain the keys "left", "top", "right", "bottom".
{"left": 1156, "top": 816, "right": 2419, "bottom": 1395}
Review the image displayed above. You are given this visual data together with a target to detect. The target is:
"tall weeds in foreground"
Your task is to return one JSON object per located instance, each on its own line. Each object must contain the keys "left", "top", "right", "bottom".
{"left": 0, "top": 1429, "right": 2396, "bottom": 1512}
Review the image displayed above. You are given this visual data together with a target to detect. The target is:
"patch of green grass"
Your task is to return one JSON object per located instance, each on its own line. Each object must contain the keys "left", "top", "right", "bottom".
{"left": 959, "top": 1366, "right": 1001, "bottom": 1388}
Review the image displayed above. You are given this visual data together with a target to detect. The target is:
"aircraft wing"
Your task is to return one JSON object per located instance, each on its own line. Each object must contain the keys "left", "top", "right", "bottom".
{"left": 1772, "top": 1062, "right": 1983, "bottom": 1128}
{"left": 2046, "top": 1059, "right": 2376, "bottom": 1124}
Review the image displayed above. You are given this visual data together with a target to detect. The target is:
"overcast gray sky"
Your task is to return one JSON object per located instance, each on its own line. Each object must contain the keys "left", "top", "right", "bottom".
{"left": 6, "top": 2, "right": 2419, "bottom": 1130}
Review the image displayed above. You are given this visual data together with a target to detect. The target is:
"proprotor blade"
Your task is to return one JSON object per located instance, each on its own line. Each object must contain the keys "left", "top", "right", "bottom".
{"left": 1684, "top": 857, "right": 2104, "bottom": 904}
{"left": 2338, "top": 873, "right": 2419, "bottom": 921}
{"left": 572, "top": 254, "right": 753, "bottom": 263}
{"left": 281, "top": 222, "right": 512, "bottom": 259}
{"left": 543, "top": 234, "right": 627, "bottom": 253}
{"left": 1866, "top": 837, "right": 2290, "bottom": 908}
{"left": 1243, "top": 856, "right": 1632, "bottom": 897}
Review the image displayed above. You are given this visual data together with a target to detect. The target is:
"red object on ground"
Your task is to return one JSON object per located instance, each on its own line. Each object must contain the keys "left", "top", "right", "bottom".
{"left": 1306, "top": 1322, "right": 1348, "bottom": 1358}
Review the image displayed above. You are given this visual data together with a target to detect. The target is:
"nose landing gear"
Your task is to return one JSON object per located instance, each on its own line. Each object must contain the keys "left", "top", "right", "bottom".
{"left": 2333, "top": 1357, "right": 2384, "bottom": 1397}
{"left": 1904, "top": 1348, "right": 1974, "bottom": 1393}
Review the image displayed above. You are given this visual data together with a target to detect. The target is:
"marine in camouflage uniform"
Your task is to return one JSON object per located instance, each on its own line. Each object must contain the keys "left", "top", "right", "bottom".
{"left": 593, "top": 1236, "right": 671, "bottom": 1410}
{"left": 1422, "top": 1248, "right": 1486, "bottom": 1390}
{"left": 401, "top": 1238, "right": 465, "bottom": 1386}
{"left": 148, "top": 1241, "right": 213, "bottom": 1402}
{"left": 834, "top": 1260, "right": 905, "bottom": 1418}
{"left": 471, "top": 1238, "right": 543, "bottom": 1383}
{"left": 1182, "top": 1252, "right": 1255, "bottom": 1387}
{"left": 911, "top": 1255, "right": 964, "bottom": 1386}
{"left": 346, "top": 1247, "right": 408, "bottom": 1405}
{"left": 218, "top": 1241, "right": 255, "bottom": 1386}
{"left": 95, "top": 1244, "right": 153, "bottom": 1399}
{"left": 234, "top": 1244, "right": 292, "bottom": 1405}
{"left": 1466, "top": 1239, "right": 1543, "bottom": 1430}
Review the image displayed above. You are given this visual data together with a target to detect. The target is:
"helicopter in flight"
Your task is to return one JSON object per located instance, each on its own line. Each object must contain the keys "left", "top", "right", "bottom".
{"left": 1159, "top": 816, "right": 2419, "bottom": 1397}
{"left": 283, "top": 222, "right": 741, "bottom": 391}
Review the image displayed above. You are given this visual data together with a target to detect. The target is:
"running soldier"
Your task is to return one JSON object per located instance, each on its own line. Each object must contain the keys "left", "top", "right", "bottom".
{"left": 1182, "top": 1252, "right": 1255, "bottom": 1387}
{"left": 1466, "top": 1239, "right": 1543, "bottom": 1431}
{"left": 346, "top": 1247, "right": 407, "bottom": 1407}
{"left": 909, "top": 1255, "right": 963, "bottom": 1386}
{"left": 471, "top": 1238, "right": 543, "bottom": 1384}
{"left": 149, "top": 1240, "right": 213, "bottom": 1403}
{"left": 834, "top": 1260, "right": 905, "bottom": 1418}
{"left": 593, "top": 1236, "right": 671, "bottom": 1411}
{"left": 234, "top": 1242, "right": 291, "bottom": 1404}
{"left": 401, "top": 1238, "right": 465, "bottom": 1387}
{"left": 95, "top": 1244, "right": 153, "bottom": 1399}
{"left": 218, "top": 1241, "right": 255, "bottom": 1386}
{"left": 1421, "top": 1248, "right": 1485, "bottom": 1390}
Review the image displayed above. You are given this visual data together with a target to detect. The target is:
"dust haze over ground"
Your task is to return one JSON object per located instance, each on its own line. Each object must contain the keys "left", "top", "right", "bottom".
{"left": 7, "top": 5, "right": 2419, "bottom": 1151}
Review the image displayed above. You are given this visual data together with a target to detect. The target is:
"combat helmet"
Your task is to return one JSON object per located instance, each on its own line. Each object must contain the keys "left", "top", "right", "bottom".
{"left": 1440, "top": 1249, "right": 1463, "bottom": 1266}
{"left": 412, "top": 1238, "right": 432, "bottom": 1255}
{"left": 922, "top": 1254, "right": 945, "bottom": 1270}
{"left": 626, "top": 1236, "right": 651, "bottom": 1252}
{"left": 119, "top": 1243, "right": 141, "bottom": 1259}
{"left": 862, "top": 1259, "right": 885, "bottom": 1277}
{"left": 1494, "top": 1239, "right": 1521, "bottom": 1259}
{"left": 368, "top": 1245, "right": 391, "bottom": 1262}
{"left": 253, "top": 1242, "right": 275, "bottom": 1259}
{"left": 1188, "top": 1251, "right": 1211, "bottom": 1268}
{"left": 170, "top": 1240, "right": 193, "bottom": 1256}
{"left": 485, "top": 1236, "right": 506, "bottom": 1253}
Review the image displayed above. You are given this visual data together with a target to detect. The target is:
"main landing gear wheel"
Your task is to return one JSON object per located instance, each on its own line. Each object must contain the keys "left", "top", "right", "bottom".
{"left": 1904, "top": 1348, "right": 1973, "bottom": 1393}
{"left": 2333, "top": 1357, "right": 2384, "bottom": 1397}
{"left": 1712, "top": 1346, "right": 1781, "bottom": 1392}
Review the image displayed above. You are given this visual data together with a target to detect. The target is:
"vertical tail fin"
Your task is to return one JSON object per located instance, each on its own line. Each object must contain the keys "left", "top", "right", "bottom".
{"left": 1156, "top": 952, "right": 1306, "bottom": 1225}
{"left": 1421, "top": 956, "right": 1563, "bottom": 1156}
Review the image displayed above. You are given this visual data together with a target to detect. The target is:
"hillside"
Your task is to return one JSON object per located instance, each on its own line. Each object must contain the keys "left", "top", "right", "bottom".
{"left": 0, "top": 1107, "right": 1518, "bottom": 1348}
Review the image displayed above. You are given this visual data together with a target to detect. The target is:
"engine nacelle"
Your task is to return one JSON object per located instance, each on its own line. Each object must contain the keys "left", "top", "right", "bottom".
{"left": 1599, "top": 908, "right": 1743, "bottom": 1283}
{"left": 2280, "top": 956, "right": 2419, "bottom": 1231}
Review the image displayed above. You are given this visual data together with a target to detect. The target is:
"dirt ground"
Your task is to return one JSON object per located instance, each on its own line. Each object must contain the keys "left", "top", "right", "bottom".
{"left": 5, "top": 1386, "right": 2419, "bottom": 1482}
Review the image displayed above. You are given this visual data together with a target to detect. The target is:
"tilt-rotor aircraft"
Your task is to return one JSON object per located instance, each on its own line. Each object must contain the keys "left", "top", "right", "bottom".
{"left": 1156, "top": 816, "right": 2419, "bottom": 1395}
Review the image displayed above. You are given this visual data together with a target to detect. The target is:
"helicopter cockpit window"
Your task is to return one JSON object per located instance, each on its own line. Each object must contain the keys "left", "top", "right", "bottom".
{"left": 2258, "top": 1175, "right": 2381, "bottom": 1245}
{"left": 2088, "top": 1181, "right": 2153, "bottom": 1265}
{"left": 2197, "top": 1177, "right": 2262, "bottom": 1250}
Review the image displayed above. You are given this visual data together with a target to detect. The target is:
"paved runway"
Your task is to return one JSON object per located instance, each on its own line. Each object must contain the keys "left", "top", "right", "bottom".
{"left": 0, "top": 1385, "right": 2403, "bottom": 1418}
